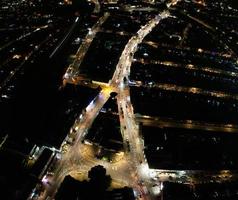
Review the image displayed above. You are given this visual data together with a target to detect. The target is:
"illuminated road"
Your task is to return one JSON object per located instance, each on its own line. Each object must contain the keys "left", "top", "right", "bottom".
{"left": 63, "top": 12, "right": 110, "bottom": 82}
{"left": 0, "top": 34, "right": 52, "bottom": 92}
{"left": 123, "top": 5, "right": 157, "bottom": 12}
{"left": 36, "top": 11, "right": 171, "bottom": 200}
{"left": 111, "top": 9, "right": 174, "bottom": 200}
{"left": 35, "top": 1, "right": 238, "bottom": 198}
{"left": 32, "top": 1, "right": 188, "bottom": 200}
{"left": 134, "top": 58, "right": 238, "bottom": 78}
{"left": 0, "top": 25, "right": 51, "bottom": 91}
{"left": 130, "top": 81, "right": 238, "bottom": 101}
{"left": 111, "top": 11, "right": 170, "bottom": 85}
{"left": 38, "top": 89, "right": 112, "bottom": 199}
{"left": 0, "top": 25, "right": 49, "bottom": 52}
{"left": 149, "top": 169, "right": 238, "bottom": 185}
{"left": 143, "top": 41, "right": 233, "bottom": 60}
{"left": 91, "top": 0, "right": 100, "bottom": 13}
{"left": 135, "top": 114, "right": 238, "bottom": 134}
{"left": 172, "top": 9, "right": 238, "bottom": 58}
{"left": 50, "top": 17, "right": 80, "bottom": 58}
{"left": 3, "top": 1, "right": 238, "bottom": 200}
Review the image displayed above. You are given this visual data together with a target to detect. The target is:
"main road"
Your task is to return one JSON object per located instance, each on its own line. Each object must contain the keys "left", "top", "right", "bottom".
{"left": 33, "top": 1, "right": 181, "bottom": 200}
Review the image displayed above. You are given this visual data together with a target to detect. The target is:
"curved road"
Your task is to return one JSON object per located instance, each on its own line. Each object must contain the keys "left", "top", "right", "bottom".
{"left": 33, "top": 1, "right": 181, "bottom": 200}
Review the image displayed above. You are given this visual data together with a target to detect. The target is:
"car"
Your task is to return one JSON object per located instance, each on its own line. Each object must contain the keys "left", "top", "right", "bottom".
{"left": 126, "top": 140, "right": 130, "bottom": 151}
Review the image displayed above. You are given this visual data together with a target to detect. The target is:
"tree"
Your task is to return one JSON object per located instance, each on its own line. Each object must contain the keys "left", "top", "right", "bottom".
{"left": 55, "top": 175, "right": 80, "bottom": 200}
{"left": 71, "top": 0, "right": 95, "bottom": 15}
{"left": 56, "top": 166, "right": 112, "bottom": 200}
{"left": 88, "top": 165, "right": 112, "bottom": 192}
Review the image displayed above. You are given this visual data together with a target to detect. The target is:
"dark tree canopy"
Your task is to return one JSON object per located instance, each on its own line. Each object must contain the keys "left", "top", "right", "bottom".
{"left": 71, "top": 0, "right": 95, "bottom": 14}
{"left": 88, "top": 165, "right": 112, "bottom": 192}
{"left": 56, "top": 165, "right": 112, "bottom": 200}
{"left": 55, "top": 175, "right": 81, "bottom": 200}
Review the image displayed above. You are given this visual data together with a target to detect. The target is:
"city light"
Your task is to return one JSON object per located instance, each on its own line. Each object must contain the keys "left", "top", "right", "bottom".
{"left": 2, "top": 0, "right": 237, "bottom": 199}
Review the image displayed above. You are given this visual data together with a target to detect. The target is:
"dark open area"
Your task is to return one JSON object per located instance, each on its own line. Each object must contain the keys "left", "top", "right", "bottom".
{"left": 142, "top": 125, "right": 238, "bottom": 170}
{"left": 85, "top": 112, "right": 123, "bottom": 152}
{"left": 163, "top": 181, "right": 238, "bottom": 200}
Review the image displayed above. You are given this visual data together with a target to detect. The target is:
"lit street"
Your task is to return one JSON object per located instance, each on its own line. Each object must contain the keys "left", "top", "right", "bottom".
{"left": 1, "top": 0, "right": 238, "bottom": 200}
